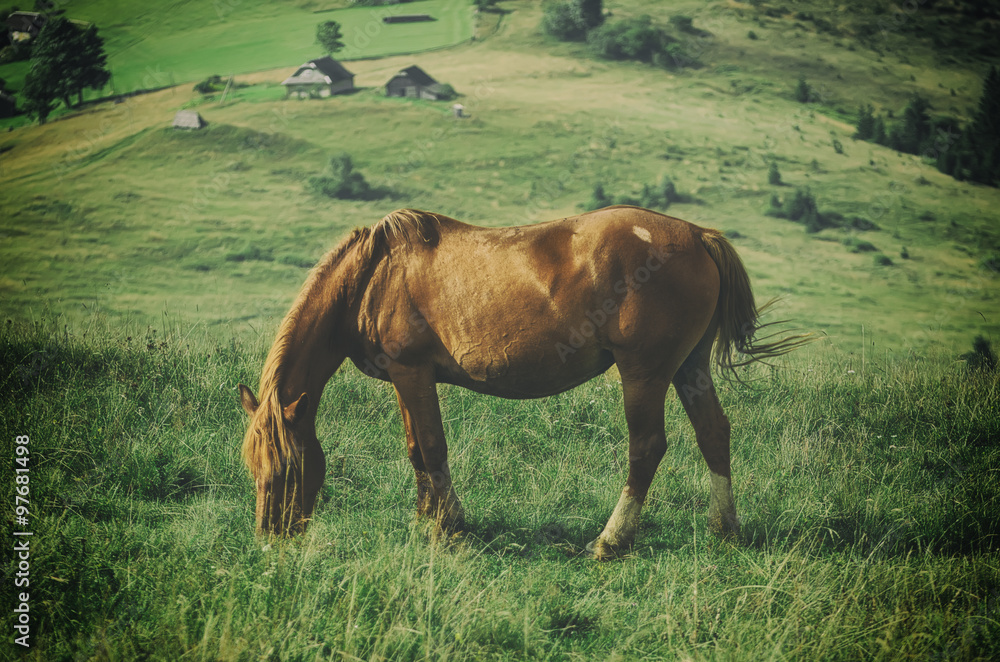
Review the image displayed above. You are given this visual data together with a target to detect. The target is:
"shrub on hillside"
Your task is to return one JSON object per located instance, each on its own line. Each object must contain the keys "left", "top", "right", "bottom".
{"left": 308, "top": 153, "right": 383, "bottom": 200}
{"left": 542, "top": 0, "right": 603, "bottom": 41}
{"left": 194, "top": 75, "right": 223, "bottom": 94}
{"left": 960, "top": 335, "right": 998, "bottom": 373}
{"left": 795, "top": 76, "right": 814, "bottom": 103}
{"left": 586, "top": 15, "right": 701, "bottom": 67}
{"left": 767, "top": 187, "right": 818, "bottom": 222}
{"left": 582, "top": 176, "right": 692, "bottom": 211}
{"left": 584, "top": 183, "right": 613, "bottom": 211}
{"left": 0, "top": 41, "right": 30, "bottom": 64}
{"left": 844, "top": 238, "right": 879, "bottom": 253}
{"left": 436, "top": 83, "right": 458, "bottom": 101}
{"left": 768, "top": 161, "right": 782, "bottom": 185}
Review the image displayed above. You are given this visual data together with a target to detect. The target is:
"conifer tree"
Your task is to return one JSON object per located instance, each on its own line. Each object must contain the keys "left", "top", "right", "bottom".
{"left": 854, "top": 104, "right": 876, "bottom": 140}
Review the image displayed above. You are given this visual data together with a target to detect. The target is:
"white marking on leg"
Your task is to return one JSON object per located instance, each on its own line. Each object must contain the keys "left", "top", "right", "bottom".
{"left": 708, "top": 471, "right": 740, "bottom": 534}
{"left": 596, "top": 488, "right": 643, "bottom": 550}
{"left": 632, "top": 226, "right": 652, "bottom": 243}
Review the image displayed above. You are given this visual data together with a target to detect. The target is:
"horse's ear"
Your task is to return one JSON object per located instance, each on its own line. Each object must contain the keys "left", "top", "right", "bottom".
{"left": 283, "top": 393, "right": 309, "bottom": 426}
{"left": 238, "top": 384, "right": 259, "bottom": 416}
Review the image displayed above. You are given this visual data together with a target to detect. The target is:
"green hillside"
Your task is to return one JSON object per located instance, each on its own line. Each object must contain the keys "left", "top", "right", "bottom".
{"left": 1, "top": 2, "right": 999, "bottom": 660}
{"left": 2, "top": 0, "right": 998, "bottom": 355}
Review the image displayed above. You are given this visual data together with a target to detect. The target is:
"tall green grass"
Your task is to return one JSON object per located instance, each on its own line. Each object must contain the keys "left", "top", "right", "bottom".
{"left": 2, "top": 317, "right": 997, "bottom": 660}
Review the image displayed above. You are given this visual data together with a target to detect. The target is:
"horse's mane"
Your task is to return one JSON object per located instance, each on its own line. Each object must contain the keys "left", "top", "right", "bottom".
{"left": 241, "top": 210, "right": 442, "bottom": 480}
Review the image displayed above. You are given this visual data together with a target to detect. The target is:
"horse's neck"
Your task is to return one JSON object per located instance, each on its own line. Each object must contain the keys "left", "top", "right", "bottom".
{"left": 272, "top": 260, "right": 356, "bottom": 412}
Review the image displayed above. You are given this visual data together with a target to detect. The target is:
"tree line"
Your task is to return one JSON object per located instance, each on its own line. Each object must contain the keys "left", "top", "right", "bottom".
{"left": 854, "top": 67, "right": 999, "bottom": 188}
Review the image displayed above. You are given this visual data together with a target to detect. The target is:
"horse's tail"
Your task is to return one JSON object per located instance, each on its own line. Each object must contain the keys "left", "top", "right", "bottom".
{"left": 699, "top": 229, "right": 812, "bottom": 378}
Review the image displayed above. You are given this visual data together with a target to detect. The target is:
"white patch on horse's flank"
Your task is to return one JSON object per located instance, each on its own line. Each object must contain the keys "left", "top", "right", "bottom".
{"left": 632, "top": 226, "right": 652, "bottom": 243}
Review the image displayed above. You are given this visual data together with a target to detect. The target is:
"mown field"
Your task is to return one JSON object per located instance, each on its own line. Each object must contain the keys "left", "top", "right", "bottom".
{"left": 1, "top": 0, "right": 999, "bottom": 659}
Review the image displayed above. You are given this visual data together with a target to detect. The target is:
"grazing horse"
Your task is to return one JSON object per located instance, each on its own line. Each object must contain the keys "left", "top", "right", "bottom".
{"left": 238, "top": 206, "right": 808, "bottom": 558}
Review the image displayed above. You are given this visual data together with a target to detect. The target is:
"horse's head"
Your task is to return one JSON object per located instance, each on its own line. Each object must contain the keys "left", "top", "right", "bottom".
{"left": 238, "top": 384, "right": 326, "bottom": 537}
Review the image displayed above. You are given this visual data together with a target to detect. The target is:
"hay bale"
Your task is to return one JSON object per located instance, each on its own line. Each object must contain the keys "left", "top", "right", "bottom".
{"left": 172, "top": 110, "right": 205, "bottom": 130}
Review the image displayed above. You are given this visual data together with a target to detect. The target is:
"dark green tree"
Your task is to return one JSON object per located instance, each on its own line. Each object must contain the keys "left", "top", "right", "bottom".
{"left": 971, "top": 66, "right": 1000, "bottom": 144}
{"left": 578, "top": 0, "right": 604, "bottom": 29}
{"left": 960, "top": 335, "right": 997, "bottom": 373}
{"left": 542, "top": 0, "right": 603, "bottom": 41}
{"left": 899, "top": 94, "right": 932, "bottom": 154}
{"left": 542, "top": 2, "right": 588, "bottom": 41}
{"left": 768, "top": 161, "right": 782, "bottom": 185}
{"left": 967, "top": 66, "right": 1000, "bottom": 185}
{"left": 21, "top": 65, "right": 56, "bottom": 123}
{"left": 308, "top": 153, "right": 373, "bottom": 200}
{"left": 24, "top": 18, "right": 110, "bottom": 110}
{"left": 587, "top": 15, "right": 670, "bottom": 63}
{"left": 854, "top": 104, "right": 876, "bottom": 140}
{"left": 873, "top": 115, "right": 888, "bottom": 145}
{"left": 316, "top": 21, "right": 344, "bottom": 56}
{"left": 74, "top": 24, "right": 111, "bottom": 101}
{"left": 795, "top": 76, "right": 812, "bottom": 103}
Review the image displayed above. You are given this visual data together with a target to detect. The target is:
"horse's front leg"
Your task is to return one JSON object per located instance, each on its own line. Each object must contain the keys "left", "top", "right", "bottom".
{"left": 395, "top": 389, "right": 435, "bottom": 518}
{"left": 391, "top": 365, "right": 465, "bottom": 534}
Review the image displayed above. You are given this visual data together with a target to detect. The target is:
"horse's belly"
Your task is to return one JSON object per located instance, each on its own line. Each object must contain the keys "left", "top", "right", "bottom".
{"left": 436, "top": 337, "right": 615, "bottom": 399}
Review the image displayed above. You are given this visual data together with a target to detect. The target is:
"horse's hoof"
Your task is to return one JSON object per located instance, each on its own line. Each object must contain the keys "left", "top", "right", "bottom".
{"left": 707, "top": 512, "right": 742, "bottom": 539}
{"left": 583, "top": 537, "right": 622, "bottom": 561}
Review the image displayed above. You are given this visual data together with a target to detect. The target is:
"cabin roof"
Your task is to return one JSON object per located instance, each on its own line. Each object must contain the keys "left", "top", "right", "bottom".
{"left": 282, "top": 57, "right": 354, "bottom": 86}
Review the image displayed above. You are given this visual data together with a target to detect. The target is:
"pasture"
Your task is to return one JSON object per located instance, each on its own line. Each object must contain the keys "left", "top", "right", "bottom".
{"left": 1, "top": 318, "right": 997, "bottom": 660}
{"left": 1, "top": 0, "right": 999, "bottom": 659}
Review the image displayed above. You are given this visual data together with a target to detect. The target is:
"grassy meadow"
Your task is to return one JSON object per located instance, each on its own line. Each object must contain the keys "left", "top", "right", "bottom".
{"left": 1, "top": 0, "right": 1000, "bottom": 659}
{"left": 1, "top": 317, "right": 998, "bottom": 660}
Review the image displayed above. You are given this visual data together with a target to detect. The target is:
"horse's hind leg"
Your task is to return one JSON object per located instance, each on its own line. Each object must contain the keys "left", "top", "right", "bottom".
{"left": 672, "top": 343, "right": 740, "bottom": 536}
{"left": 586, "top": 372, "right": 671, "bottom": 560}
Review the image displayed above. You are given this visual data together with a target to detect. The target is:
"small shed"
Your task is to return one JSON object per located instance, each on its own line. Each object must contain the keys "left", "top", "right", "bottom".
{"left": 173, "top": 110, "right": 205, "bottom": 130}
{"left": 385, "top": 65, "right": 445, "bottom": 101}
{"left": 6, "top": 11, "right": 46, "bottom": 44}
{"left": 281, "top": 57, "right": 355, "bottom": 99}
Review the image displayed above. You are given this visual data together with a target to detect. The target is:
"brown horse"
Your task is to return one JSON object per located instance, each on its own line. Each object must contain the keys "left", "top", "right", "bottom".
{"left": 238, "top": 206, "right": 808, "bottom": 558}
